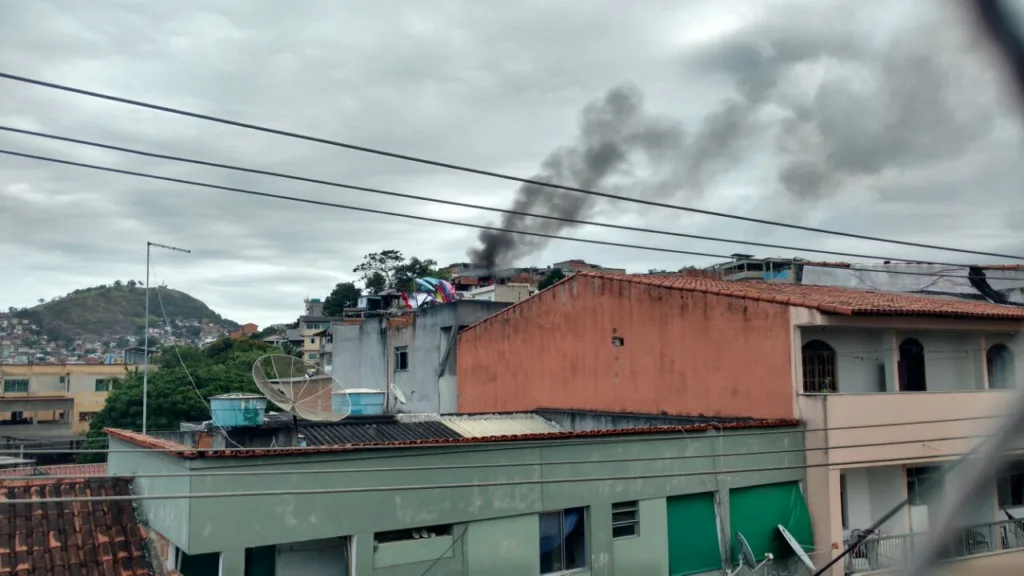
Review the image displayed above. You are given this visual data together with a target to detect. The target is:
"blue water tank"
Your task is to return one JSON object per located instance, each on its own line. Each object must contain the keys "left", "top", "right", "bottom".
{"left": 210, "top": 393, "right": 267, "bottom": 427}
{"left": 341, "top": 389, "right": 386, "bottom": 416}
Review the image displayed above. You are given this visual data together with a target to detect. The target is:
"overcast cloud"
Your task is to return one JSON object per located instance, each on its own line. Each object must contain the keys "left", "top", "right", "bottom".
{"left": 1, "top": 0, "right": 1022, "bottom": 326}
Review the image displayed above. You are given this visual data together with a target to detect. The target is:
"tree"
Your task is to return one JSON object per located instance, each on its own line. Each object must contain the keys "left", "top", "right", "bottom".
{"left": 114, "top": 280, "right": 123, "bottom": 288}
{"left": 364, "top": 272, "right": 388, "bottom": 295}
{"left": 353, "top": 250, "right": 405, "bottom": 293}
{"left": 323, "top": 282, "right": 362, "bottom": 315}
{"left": 37, "top": 298, "right": 44, "bottom": 305}
{"left": 539, "top": 268, "right": 566, "bottom": 290}
{"left": 78, "top": 338, "right": 278, "bottom": 463}
{"left": 353, "top": 251, "right": 450, "bottom": 294}
{"left": 127, "top": 280, "right": 137, "bottom": 289}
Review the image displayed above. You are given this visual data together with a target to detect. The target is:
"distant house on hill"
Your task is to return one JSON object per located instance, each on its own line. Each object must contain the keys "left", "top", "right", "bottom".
{"left": 229, "top": 323, "right": 259, "bottom": 339}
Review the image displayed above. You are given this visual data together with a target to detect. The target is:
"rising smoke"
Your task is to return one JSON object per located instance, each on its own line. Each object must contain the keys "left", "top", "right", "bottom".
{"left": 469, "top": 4, "right": 1003, "bottom": 268}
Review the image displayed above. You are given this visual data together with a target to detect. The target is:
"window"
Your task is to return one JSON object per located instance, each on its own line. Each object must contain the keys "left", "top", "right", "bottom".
{"left": 94, "top": 379, "right": 111, "bottom": 392}
{"left": 3, "top": 379, "right": 28, "bottom": 393}
{"left": 840, "top": 474, "right": 849, "bottom": 529}
{"left": 310, "top": 337, "right": 317, "bottom": 344}
{"left": 394, "top": 346, "right": 409, "bottom": 372}
{"left": 59, "top": 376, "right": 66, "bottom": 384}
{"left": 998, "top": 461, "right": 1024, "bottom": 507}
{"left": 375, "top": 524, "right": 451, "bottom": 544}
{"left": 611, "top": 501, "right": 639, "bottom": 539}
{"left": 802, "top": 340, "right": 837, "bottom": 392}
{"left": 898, "top": 338, "right": 927, "bottom": 392}
{"left": 987, "top": 344, "right": 1016, "bottom": 390}
{"left": 539, "top": 508, "right": 587, "bottom": 574}
{"left": 308, "top": 353, "right": 319, "bottom": 361}
{"left": 907, "top": 466, "right": 943, "bottom": 505}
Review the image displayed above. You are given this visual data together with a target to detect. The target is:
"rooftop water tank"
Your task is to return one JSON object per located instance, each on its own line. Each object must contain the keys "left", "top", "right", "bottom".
{"left": 210, "top": 393, "right": 267, "bottom": 427}
{"left": 340, "top": 389, "right": 386, "bottom": 416}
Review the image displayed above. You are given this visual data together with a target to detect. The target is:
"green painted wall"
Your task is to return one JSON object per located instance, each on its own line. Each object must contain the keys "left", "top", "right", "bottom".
{"left": 466, "top": 514, "right": 539, "bottom": 575}
{"left": 110, "top": 426, "right": 807, "bottom": 576}
{"left": 613, "top": 498, "right": 668, "bottom": 576}
{"left": 107, "top": 439, "right": 192, "bottom": 549}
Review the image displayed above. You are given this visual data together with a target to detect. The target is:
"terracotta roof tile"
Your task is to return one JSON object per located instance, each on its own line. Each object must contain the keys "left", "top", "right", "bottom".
{"left": 0, "top": 465, "right": 106, "bottom": 480}
{"left": 576, "top": 272, "right": 1024, "bottom": 320}
{"left": 0, "top": 479, "right": 149, "bottom": 576}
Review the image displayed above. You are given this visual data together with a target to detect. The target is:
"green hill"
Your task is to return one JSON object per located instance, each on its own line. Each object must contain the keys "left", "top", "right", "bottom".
{"left": 17, "top": 283, "right": 237, "bottom": 342}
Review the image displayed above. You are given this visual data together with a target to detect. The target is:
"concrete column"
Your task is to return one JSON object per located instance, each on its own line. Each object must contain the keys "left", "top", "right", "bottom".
{"left": 219, "top": 549, "right": 245, "bottom": 576}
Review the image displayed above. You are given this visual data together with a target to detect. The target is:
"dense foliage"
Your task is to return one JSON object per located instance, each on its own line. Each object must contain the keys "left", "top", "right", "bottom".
{"left": 538, "top": 268, "right": 566, "bottom": 290}
{"left": 353, "top": 250, "right": 452, "bottom": 294}
{"left": 322, "top": 282, "right": 363, "bottom": 315}
{"left": 79, "top": 337, "right": 276, "bottom": 463}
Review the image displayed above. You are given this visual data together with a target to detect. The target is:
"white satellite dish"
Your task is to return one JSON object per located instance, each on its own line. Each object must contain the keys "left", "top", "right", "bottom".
{"left": 390, "top": 382, "right": 407, "bottom": 405}
{"left": 727, "top": 531, "right": 772, "bottom": 576}
{"left": 777, "top": 525, "right": 815, "bottom": 571}
{"left": 252, "top": 354, "right": 351, "bottom": 422}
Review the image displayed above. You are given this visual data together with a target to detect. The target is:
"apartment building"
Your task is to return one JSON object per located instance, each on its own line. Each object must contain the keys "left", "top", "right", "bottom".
{"left": 0, "top": 363, "right": 133, "bottom": 434}
{"left": 457, "top": 272, "right": 1024, "bottom": 574}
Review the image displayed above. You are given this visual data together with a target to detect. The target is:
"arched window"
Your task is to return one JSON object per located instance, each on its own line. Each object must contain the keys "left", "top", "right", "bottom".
{"left": 802, "top": 340, "right": 837, "bottom": 393}
{"left": 898, "top": 338, "right": 927, "bottom": 392}
{"left": 987, "top": 344, "right": 1016, "bottom": 390}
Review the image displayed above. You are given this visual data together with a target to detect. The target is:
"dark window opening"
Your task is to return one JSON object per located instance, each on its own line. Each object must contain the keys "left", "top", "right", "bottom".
{"left": 375, "top": 524, "right": 451, "bottom": 544}
{"left": 802, "top": 339, "right": 837, "bottom": 393}
{"left": 898, "top": 338, "right": 927, "bottom": 392}
{"left": 612, "top": 501, "right": 639, "bottom": 539}
{"left": 540, "top": 507, "right": 587, "bottom": 574}
{"left": 998, "top": 462, "right": 1024, "bottom": 507}
{"left": 612, "top": 336, "right": 625, "bottom": 347}
{"left": 394, "top": 346, "right": 409, "bottom": 372}
{"left": 840, "top": 474, "right": 849, "bottom": 529}
{"left": 907, "top": 466, "right": 943, "bottom": 506}
{"left": 987, "top": 344, "right": 1016, "bottom": 390}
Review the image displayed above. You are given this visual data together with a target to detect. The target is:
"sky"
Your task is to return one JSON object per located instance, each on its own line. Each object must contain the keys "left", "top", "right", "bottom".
{"left": 1, "top": 0, "right": 1023, "bottom": 327}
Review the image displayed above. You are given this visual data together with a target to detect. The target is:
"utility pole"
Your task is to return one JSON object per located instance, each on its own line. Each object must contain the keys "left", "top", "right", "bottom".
{"left": 143, "top": 241, "right": 190, "bottom": 434}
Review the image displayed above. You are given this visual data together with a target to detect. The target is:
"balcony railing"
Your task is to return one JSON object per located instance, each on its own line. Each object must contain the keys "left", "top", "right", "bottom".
{"left": 845, "top": 518, "right": 1024, "bottom": 573}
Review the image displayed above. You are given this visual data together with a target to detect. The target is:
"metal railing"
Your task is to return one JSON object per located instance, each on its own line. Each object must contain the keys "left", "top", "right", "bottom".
{"left": 845, "top": 518, "right": 1024, "bottom": 573}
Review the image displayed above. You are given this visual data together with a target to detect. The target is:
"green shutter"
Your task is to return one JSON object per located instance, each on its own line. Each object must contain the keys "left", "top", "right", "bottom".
{"left": 728, "top": 481, "right": 813, "bottom": 564}
{"left": 667, "top": 492, "right": 722, "bottom": 576}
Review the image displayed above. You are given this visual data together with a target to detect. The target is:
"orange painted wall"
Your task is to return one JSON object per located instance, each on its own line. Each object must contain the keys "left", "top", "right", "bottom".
{"left": 457, "top": 275, "right": 795, "bottom": 419}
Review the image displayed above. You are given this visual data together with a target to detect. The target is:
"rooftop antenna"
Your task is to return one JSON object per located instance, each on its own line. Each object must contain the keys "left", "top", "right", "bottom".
{"left": 727, "top": 532, "right": 773, "bottom": 576}
{"left": 252, "top": 354, "right": 351, "bottom": 421}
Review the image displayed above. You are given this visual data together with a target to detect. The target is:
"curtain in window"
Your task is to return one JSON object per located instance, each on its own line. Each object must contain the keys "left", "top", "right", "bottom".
{"left": 539, "top": 510, "right": 580, "bottom": 553}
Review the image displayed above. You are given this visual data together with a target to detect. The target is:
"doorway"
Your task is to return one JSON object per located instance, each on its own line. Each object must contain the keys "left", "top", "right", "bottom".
{"left": 898, "top": 338, "right": 927, "bottom": 392}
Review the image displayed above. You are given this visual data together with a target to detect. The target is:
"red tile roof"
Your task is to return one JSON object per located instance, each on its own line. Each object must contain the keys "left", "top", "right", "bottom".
{"left": 104, "top": 417, "right": 800, "bottom": 459}
{"left": 578, "top": 272, "right": 1024, "bottom": 320}
{"left": 0, "top": 477, "right": 150, "bottom": 575}
{"left": 0, "top": 464, "right": 106, "bottom": 479}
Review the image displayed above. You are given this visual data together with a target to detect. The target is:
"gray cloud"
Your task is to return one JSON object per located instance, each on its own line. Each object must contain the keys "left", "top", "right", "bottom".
{"left": 1, "top": 0, "right": 1022, "bottom": 325}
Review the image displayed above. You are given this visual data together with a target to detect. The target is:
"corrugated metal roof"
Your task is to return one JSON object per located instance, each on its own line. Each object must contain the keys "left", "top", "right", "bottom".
{"left": 440, "top": 413, "right": 564, "bottom": 438}
{"left": 299, "top": 419, "right": 463, "bottom": 446}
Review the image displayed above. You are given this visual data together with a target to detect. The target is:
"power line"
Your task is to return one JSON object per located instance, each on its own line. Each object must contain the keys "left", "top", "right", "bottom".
{"left": 0, "top": 451, "right": 1003, "bottom": 505}
{"left": 4, "top": 148, "right": 1023, "bottom": 282}
{"left": 12, "top": 431, "right": 1001, "bottom": 482}
{"left": 2, "top": 413, "right": 1007, "bottom": 456}
{"left": 0, "top": 125, "right": 1002, "bottom": 271}
{"left": 0, "top": 71, "right": 1020, "bottom": 262}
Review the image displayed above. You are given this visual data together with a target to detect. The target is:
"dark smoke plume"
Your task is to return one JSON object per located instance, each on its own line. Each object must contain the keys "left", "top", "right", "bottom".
{"left": 468, "top": 84, "right": 687, "bottom": 269}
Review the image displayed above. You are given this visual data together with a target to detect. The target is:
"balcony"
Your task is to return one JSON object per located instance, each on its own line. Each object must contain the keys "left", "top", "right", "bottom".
{"left": 845, "top": 518, "right": 1024, "bottom": 574}
{"left": 797, "top": 391, "right": 1018, "bottom": 465}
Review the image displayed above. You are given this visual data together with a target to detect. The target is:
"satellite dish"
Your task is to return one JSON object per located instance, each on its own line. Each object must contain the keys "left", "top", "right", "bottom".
{"left": 252, "top": 354, "right": 351, "bottom": 422}
{"left": 736, "top": 532, "right": 757, "bottom": 569}
{"left": 390, "top": 382, "right": 407, "bottom": 405}
{"left": 777, "top": 525, "right": 815, "bottom": 571}
{"left": 727, "top": 531, "right": 772, "bottom": 576}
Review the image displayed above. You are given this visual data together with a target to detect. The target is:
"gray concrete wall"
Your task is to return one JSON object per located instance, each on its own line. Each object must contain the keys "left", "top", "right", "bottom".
{"left": 331, "top": 301, "right": 508, "bottom": 414}
{"left": 111, "top": 427, "right": 807, "bottom": 576}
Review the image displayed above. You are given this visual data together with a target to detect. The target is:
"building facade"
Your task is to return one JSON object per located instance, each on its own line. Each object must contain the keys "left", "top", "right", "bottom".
{"left": 457, "top": 272, "right": 1024, "bottom": 573}
{"left": 0, "top": 363, "right": 133, "bottom": 434}
{"left": 330, "top": 300, "right": 509, "bottom": 413}
{"left": 108, "top": 414, "right": 810, "bottom": 576}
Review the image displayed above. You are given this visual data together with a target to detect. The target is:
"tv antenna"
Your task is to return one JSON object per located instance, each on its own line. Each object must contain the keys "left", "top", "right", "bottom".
{"left": 727, "top": 532, "right": 773, "bottom": 576}
{"left": 252, "top": 354, "right": 351, "bottom": 421}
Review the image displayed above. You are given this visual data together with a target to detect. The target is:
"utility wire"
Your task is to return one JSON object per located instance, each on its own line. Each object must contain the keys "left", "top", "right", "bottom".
{"left": 0, "top": 450, "right": 1013, "bottom": 505}
{"left": 2, "top": 413, "right": 1007, "bottom": 456}
{"left": 4, "top": 148, "right": 1024, "bottom": 283}
{"left": 9, "top": 431, "right": 1001, "bottom": 481}
{"left": 0, "top": 125, "right": 1004, "bottom": 271}
{"left": 0, "top": 71, "right": 1020, "bottom": 262}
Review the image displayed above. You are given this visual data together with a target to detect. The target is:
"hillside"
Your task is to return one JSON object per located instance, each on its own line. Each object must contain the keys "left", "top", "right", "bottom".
{"left": 15, "top": 284, "right": 237, "bottom": 342}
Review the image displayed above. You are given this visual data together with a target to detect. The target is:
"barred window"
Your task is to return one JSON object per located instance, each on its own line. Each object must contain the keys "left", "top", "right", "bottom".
{"left": 802, "top": 340, "right": 837, "bottom": 393}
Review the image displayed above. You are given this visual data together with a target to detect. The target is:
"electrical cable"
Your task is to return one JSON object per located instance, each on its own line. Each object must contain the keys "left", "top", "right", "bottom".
{"left": 0, "top": 413, "right": 1006, "bottom": 456}
{"left": 0, "top": 450, "right": 1015, "bottom": 505}
{"left": 8, "top": 430, "right": 1002, "bottom": 482}
{"left": 0, "top": 71, "right": 1021, "bottom": 262}
{"left": 417, "top": 526, "right": 467, "bottom": 576}
{"left": 0, "top": 125, "right": 1006, "bottom": 271}
{"left": 4, "top": 148, "right": 1024, "bottom": 283}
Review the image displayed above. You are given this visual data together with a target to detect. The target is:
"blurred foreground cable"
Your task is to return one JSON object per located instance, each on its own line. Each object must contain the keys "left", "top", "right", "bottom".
{"left": 902, "top": 3, "right": 1024, "bottom": 574}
